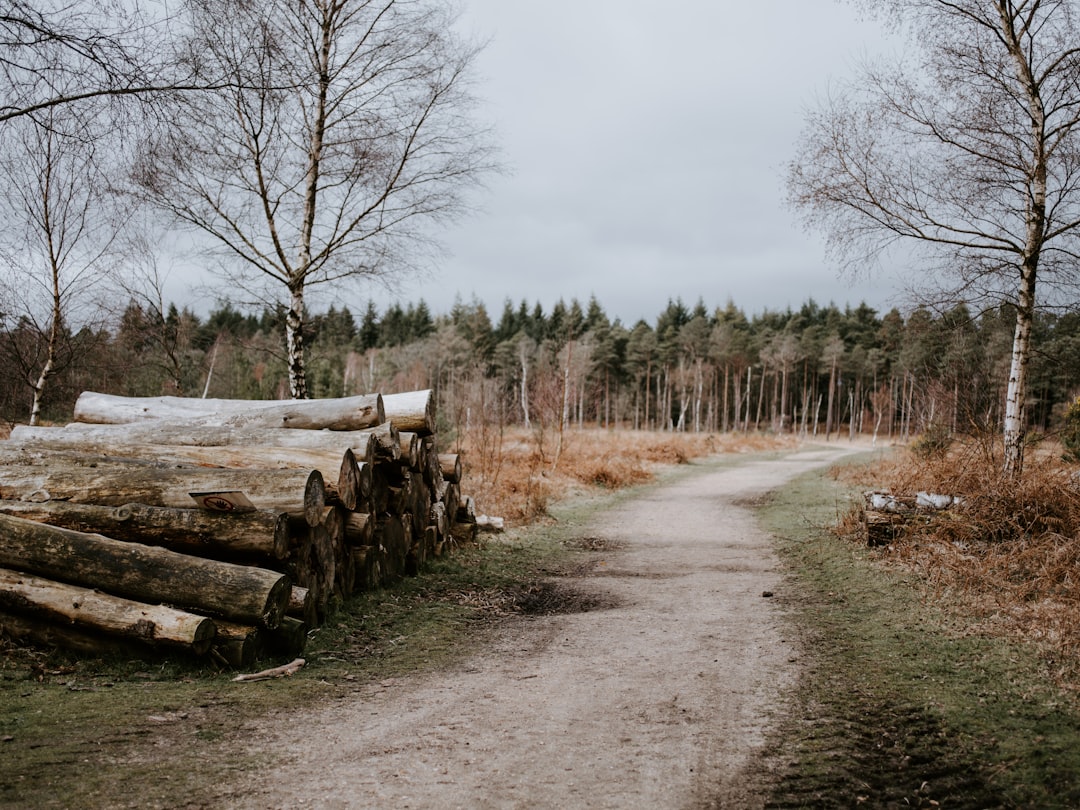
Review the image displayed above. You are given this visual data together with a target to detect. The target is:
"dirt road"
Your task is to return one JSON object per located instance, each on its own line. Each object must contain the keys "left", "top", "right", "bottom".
{"left": 231, "top": 446, "right": 858, "bottom": 809}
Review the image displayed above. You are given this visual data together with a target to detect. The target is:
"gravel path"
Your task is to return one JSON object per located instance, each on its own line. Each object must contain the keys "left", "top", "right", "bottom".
{"left": 232, "top": 446, "right": 859, "bottom": 809}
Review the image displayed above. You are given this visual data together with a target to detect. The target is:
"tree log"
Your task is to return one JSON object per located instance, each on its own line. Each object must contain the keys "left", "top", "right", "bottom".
{"left": 382, "top": 390, "right": 435, "bottom": 435}
{"left": 0, "top": 501, "right": 290, "bottom": 560}
{"left": 343, "top": 510, "right": 374, "bottom": 546}
{"left": 438, "top": 453, "right": 462, "bottom": 484}
{"left": 262, "top": 616, "right": 308, "bottom": 659}
{"left": 11, "top": 423, "right": 379, "bottom": 464}
{"left": 398, "top": 432, "right": 420, "bottom": 469}
{"left": 0, "top": 568, "right": 216, "bottom": 654}
{"left": 0, "top": 463, "right": 327, "bottom": 527}
{"left": 0, "top": 514, "right": 291, "bottom": 628}
{"left": 211, "top": 620, "right": 260, "bottom": 668}
{"left": 0, "top": 609, "right": 153, "bottom": 659}
{"left": 73, "top": 392, "right": 384, "bottom": 430}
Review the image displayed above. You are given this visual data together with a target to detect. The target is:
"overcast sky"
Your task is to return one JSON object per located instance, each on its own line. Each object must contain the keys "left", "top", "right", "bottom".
{"left": 164, "top": 1, "right": 905, "bottom": 325}
{"left": 356, "top": 0, "right": 906, "bottom": 326}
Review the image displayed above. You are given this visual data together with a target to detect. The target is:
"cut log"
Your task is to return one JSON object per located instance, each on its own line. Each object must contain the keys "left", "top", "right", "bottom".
{"left": 0, "top": 501, "right": 290, "bottom": 560}
{"left": 0, "top": 567, "right": 216, "bottom": 655}
{"left": 262, "top": 616, "right": 308, "bottom": 659}
{"left": 428, "top": 501, "right": 448, "bottom": 537}
{"left": 211, "top": 620, "right": 260, "bottom": 668}
{"left": 476, "top": 514, "right": 505, "bottom": 533}
{"left": 73, "top": 392, "right": 384, "bottom": 431}
{"left": 0, "top": 609, "right": 152, "bottom": 659}
{"left": 456, "top": 495, "right": 477, "bottom": 524}
{"left": 0, "top": 514, "right": 291, "bottom": 628}
{"left": 438, "top": 454, "right": 462, "bottom": 484}
{"left": 336, "top": 449, "right": 372, "bottom": 511}
{"left": 382, "top": 390, "right": 435, "bottom": 436}
{"left": 0, "top": 463, "right": 327, "bottom": 527}
{"left": 864, "top": 509, "right": 907, "bottom": 547}
{"left": 287, "top": 586, "right": 317, "bottom": 628}
{"left": 343, "top": 510, "right": 374, "bottom": 546}
{"left": 398, "top": 432, "right": 420, "bottom": 469}
{"left": 11, "top": 423, "right": 379, "bottom": 463}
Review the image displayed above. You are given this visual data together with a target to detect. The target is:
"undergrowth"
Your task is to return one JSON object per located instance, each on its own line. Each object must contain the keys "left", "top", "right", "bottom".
{"left": 757, "top": 455, "right": 1080, "bottom": 808}
{"left": 458, "top": 426, "right": 795, "bottom": 525}
{"left": 834, "top": 436, "right": 1080, "bottom": 685}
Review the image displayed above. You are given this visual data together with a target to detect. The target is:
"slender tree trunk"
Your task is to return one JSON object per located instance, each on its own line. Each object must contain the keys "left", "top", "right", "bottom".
{"left": 286, "top": 284, "right": 308, "bottom": 399}
{"left": 1004, "top": 265, "right": 1037, "bottom": 477}
{"left": 825, "top": 358, "right": 837, "bottom": 441}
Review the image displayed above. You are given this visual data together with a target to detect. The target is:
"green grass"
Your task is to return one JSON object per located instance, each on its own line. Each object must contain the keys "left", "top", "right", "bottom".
{"left": 755, "top": 456, "right": 1080, "bottom": 808}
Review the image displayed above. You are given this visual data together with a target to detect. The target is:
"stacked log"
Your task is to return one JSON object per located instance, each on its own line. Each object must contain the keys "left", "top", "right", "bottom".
{"left": 0, "top": 389, "right": 480, "bottom": 665}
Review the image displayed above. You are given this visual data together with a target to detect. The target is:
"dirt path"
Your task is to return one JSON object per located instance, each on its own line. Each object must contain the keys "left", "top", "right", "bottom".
{"left": 230, "top": 446, "right": 860, "bottom": 809}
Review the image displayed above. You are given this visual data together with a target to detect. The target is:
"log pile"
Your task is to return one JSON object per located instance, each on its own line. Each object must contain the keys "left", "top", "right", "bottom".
{"left": 862, "top": 490, "right": 961, "bottom": 546}
{"left": 0, "top": 389, "right": 481, "bottom": 666}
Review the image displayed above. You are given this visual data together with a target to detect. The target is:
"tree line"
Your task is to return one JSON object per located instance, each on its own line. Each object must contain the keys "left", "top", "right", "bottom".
{"left": 6, "top": 294, "right": 1080, "bottom": 449}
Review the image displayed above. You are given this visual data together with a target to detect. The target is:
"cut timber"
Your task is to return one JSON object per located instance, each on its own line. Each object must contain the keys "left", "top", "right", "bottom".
{"left": 210, "top": 620, "right": 260, "bottom": 668}
{"left": 0, "top": 609, "right": 150, "bottom": 658}
{"left": 0, "top": 514, "right": 291, "bottom": 628}
{"left": 73, "top": 392, "right": 384, "bottom": 431}
{"left": 0, "top": 501, "right": 290, "bottom": 560}
{"left": 476, "top": 515, "right": 505, "bottom": 533}
{"left": 438, "top": 453, "right": 462, "bottom": 484}
{"left": 383, "top": 390, "right": 435, "bottom": 436}
{"left": 864, "top": 510, "right": 908, "bottom": 547}
{"left": 0, "top": 442, "right": 365, "bottom": 489}
{"left": 287, "top": 585, "right": 317, "bottom": 628}
{"left": 336, "top": 449, "right": 371, "bottom": 511}
{"left": 11, "top": 423, "right": 378, "bottom": 463}
{"left": 263, "top": 616, "right": 308, "bottom": 659}
{"left": 0, "top": 567, "right": 216, "bottom": 655}
{"left": 343, "top": 511, "right": 374, "bottom": 546}
{"left": 0, "top": 463, "right": 327, "bottom": 527}
{"left": 398, "top": 432, "right": 420, "bottom": 469}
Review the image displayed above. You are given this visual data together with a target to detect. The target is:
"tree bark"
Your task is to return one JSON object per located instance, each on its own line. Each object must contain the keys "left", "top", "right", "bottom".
{"left": 0, "top": 500, "right": 290, "bottom": 560}
{"left": 0, "top": 567, "right": 216, "bottom": 655}
{"left": 0, "top": 513, "right": 291, "bottom": 628}
{"left": 0, "top": 441, "right": 358, "bottom": 495}
{"left": 72, "top": 391, "right": 384, "bottom": 430}
{"left": 11, "top": 422, "right": 382, "bottom": 463}
{"left": 0, "top": 462, "right": 328, "bottom": 526}
{"left": 382, "top": 389, "right": 436, "bottom": 435}
{"left": 438, "top": 453, "right": 462, "bottom": 484}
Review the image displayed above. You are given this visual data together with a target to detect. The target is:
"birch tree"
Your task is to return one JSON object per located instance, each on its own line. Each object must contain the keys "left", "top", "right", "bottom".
{"left": 0, "top": 104, "right": 118, "bottom": 424}
{"left": 788, "top": 0, "right": 1080, "bottom": 477}
{"left": 136, "top": 0, "right": 495, "bottom": 398}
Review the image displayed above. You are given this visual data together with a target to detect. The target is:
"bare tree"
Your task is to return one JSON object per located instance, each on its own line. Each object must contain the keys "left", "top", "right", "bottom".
{"left": 0, "top": 103, "right": 119, "bottom": 424}
{"left": 787, "top": 0, "right": 1080, "bottom": 477}
{"left": 136, "top": 0, "right": 496, "bottom": 398}
{"left": 0, "top": 0, "right": 254, "bottom": 128}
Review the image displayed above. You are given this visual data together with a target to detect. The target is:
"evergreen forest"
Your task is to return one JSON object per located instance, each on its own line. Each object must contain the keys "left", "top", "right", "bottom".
{"left": 4, "top": 294, "right": 1080, "bottom": 446}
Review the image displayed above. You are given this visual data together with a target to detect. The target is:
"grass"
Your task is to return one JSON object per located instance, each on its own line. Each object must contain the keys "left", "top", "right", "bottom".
{"left": 754, "top": 453, "right": 1080, "bottom": 808}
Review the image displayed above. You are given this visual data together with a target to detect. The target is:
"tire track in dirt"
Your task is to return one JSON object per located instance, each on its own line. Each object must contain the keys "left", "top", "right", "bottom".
{"left": 228, "top": 445, "right": 860, "bottom": 809}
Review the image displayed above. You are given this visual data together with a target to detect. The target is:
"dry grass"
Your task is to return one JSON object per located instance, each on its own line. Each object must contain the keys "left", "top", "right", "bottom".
{"left": 836, "top": 436, "right": 1080, "bottom": 684}
{"left": 457, "top": 427, "right": 796, "bottom": 526}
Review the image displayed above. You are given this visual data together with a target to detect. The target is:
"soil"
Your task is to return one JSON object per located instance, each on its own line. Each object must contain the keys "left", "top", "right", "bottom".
{"left": 218, "top": 445, "right": 861, "bottom": 809}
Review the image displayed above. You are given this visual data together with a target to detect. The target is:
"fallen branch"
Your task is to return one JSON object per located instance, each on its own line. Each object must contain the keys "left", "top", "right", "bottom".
{"left": 231, "top": 657, "right": 306, "bottom": 682}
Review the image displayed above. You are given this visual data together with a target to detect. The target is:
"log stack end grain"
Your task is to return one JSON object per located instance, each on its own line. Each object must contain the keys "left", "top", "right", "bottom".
{"left": 0, "top": 389, "right": 485, "bottom": 667}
